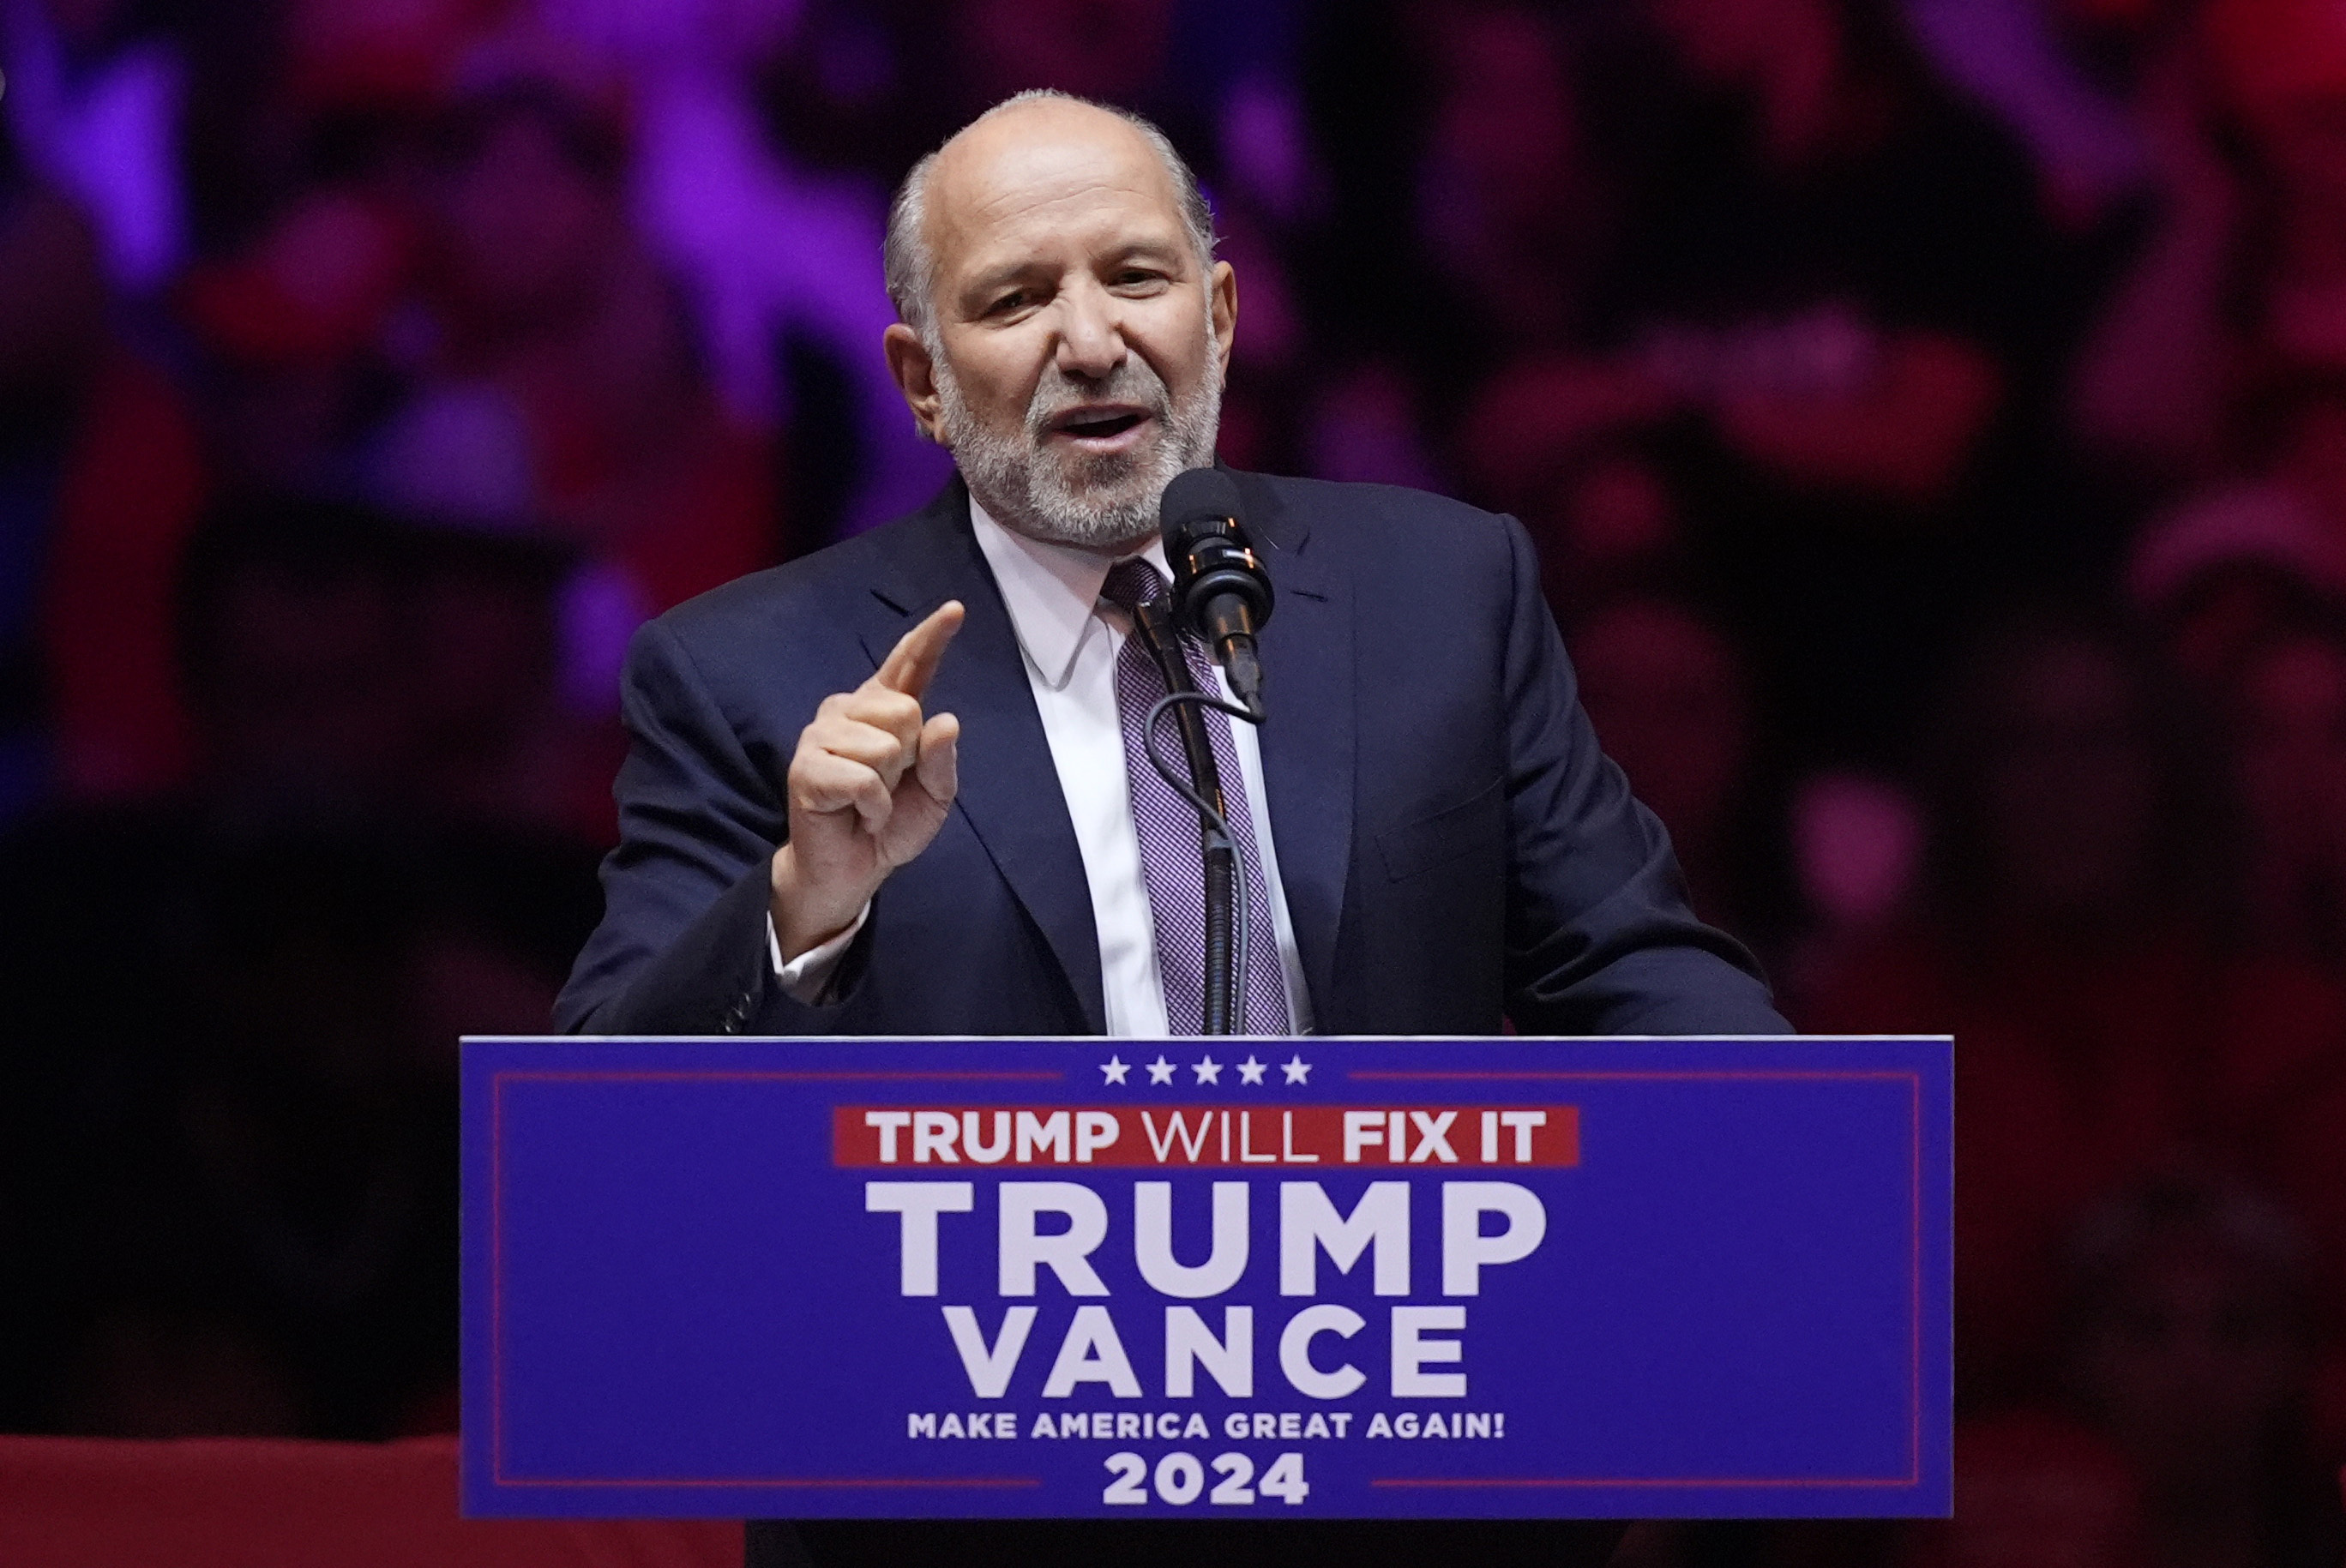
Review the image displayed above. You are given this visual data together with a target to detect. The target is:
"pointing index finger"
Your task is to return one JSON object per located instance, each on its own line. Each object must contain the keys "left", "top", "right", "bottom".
{"left": 871, "top": 600, "right": 965, "bottom": 700}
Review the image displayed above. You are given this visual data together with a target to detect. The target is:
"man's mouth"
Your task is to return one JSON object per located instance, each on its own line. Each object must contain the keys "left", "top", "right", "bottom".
{"left": 1048, "top": 405, "right": 1152, "bottom": 445}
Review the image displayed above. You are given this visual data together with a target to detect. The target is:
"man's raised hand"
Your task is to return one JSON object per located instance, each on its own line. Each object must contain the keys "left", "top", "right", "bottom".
{"left": 770, "top": 601, "right": 965, "bottom": 959}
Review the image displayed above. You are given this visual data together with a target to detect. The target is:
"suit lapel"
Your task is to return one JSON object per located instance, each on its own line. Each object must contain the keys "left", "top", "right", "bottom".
{"left": 861, "top": 485, "right": 1107, "bottom": 1032}
{"left": 1234, "top": 472, "right": 1355, "bottom": 1024}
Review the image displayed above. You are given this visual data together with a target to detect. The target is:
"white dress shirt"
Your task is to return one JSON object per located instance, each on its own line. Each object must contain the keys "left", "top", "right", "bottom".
{"left": 772, "top": 499, "right": 1314, "bottom": 1037}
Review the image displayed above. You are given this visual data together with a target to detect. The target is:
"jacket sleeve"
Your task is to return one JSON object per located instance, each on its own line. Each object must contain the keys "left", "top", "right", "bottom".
{"left": 555, "top": 617, "right": 864, "bottom": 1036}
{"left": 1495, "top": 516, "right": 1792, "bottom": 1036}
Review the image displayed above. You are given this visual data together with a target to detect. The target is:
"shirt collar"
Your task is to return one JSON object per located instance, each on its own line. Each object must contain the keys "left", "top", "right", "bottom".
{"left": 968, "top": 496, "right": 1171, "bottom": 691}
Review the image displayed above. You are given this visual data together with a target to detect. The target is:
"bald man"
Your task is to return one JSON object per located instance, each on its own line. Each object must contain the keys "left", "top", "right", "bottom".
{"left": 559, "top": 90, "right": 1787, "bottom": 1568}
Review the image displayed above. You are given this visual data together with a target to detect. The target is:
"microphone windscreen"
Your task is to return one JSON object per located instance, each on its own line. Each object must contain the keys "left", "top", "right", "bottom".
{"left": 1159, "top": 467, "right": 1245, "bottom": 538}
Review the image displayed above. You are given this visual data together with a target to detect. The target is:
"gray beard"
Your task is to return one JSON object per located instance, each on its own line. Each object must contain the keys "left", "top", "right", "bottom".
{"left": 935, "top": 335, "right": 1223, "bottom": 551}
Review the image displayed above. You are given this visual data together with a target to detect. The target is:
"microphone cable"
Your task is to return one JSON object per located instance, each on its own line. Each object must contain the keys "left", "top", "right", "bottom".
{"left": 1128, "top": 595, "right": 1266, "bottom": 1036}
{"left": 1140, "top": 688, "right": 1267, "bottom": 1036}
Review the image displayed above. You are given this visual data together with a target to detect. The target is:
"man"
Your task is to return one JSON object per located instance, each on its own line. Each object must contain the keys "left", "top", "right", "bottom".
{"left": 558, "top": 90, "right": 1788, "bottom": 1568}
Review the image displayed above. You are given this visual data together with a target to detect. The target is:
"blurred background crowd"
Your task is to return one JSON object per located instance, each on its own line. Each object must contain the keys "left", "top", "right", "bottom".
{"left": 3, "top": 0, "right": 2344, "bottom": 1561}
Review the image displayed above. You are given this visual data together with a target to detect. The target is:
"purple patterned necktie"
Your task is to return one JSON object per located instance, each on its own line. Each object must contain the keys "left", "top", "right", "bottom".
{"left": 1100, "top": 559, "right": 1292, "bottom": 1036}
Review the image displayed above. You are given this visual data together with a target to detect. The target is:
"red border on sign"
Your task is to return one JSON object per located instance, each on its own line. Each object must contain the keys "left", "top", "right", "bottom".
{"left": 487, "top": 1066, "right": 1929, "bottom": 1494}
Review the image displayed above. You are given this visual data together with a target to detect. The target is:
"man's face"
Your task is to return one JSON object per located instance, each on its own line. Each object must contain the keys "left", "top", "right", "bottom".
{"left": 887, "top": 102, "right": 1236, "bottom": 551}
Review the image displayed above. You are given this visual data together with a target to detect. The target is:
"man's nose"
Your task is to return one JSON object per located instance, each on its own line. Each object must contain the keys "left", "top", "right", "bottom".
{"left": 1053, "top": 282, "right": 1126, "bottom": 379}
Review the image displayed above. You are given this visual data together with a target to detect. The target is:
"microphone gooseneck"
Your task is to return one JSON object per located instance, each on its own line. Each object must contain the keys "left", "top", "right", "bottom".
{"left": 1158, "top": 468, "right": 1273, "bottom": 717}
{"left": 1128, "top": 599, "right": 1246, "bottom": 1035}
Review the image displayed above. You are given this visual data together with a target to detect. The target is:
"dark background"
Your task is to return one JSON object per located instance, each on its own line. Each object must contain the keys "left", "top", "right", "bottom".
{"left": 3, "top": 0, "right": 2344, "bottom": 1561}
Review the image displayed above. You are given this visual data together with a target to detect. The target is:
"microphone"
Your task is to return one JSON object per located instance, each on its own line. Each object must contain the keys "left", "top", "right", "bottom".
{"left": 1158, "top": 468, "right": 1273, "bottom": 716}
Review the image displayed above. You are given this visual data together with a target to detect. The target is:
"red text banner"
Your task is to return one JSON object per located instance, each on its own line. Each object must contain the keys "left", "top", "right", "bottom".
{"left": 832, "top": 1105, "right": 1580, "bottom": 1168}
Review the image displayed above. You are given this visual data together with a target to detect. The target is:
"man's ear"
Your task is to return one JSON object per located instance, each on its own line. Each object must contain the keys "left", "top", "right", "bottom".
{"left": 884, "top": 322, "right": 947, "bottom": 444}
{"left": 1209, "top": 259, "right": 1238, "bottom": 387}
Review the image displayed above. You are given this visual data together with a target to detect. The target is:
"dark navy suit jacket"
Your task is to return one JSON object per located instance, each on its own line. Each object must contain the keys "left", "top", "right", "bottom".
{"left": 556, "top": 469, "right": 1787, "bottom": 1040}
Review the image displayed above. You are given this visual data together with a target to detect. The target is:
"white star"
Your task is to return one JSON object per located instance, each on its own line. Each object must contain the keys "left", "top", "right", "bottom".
{"left": 1281, "top": 1054, "right": 1312, "bottom": 1084}
{"left": 1100, "top": 1055, "right": 1130, "bottom": 1085}
{"left": 1146, "top": 1054, "right": 1176, "bottom": 1085}
{"left": 1193, "top": 1054, "right": 1223, "bottom": 1084}
{"left": 1236, "top": 1055, "right": 1268, "bottom": 1085}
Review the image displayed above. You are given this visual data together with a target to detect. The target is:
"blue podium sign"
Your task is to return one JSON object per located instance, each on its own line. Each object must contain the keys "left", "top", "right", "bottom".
{"left": 460, "top": 1036, "right": 1950, "bottom": 1520}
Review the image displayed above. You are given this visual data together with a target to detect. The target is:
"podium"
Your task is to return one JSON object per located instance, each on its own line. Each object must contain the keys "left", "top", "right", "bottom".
{"left": 460, "top": 1036, "right": 1950, "bottom": 1521}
